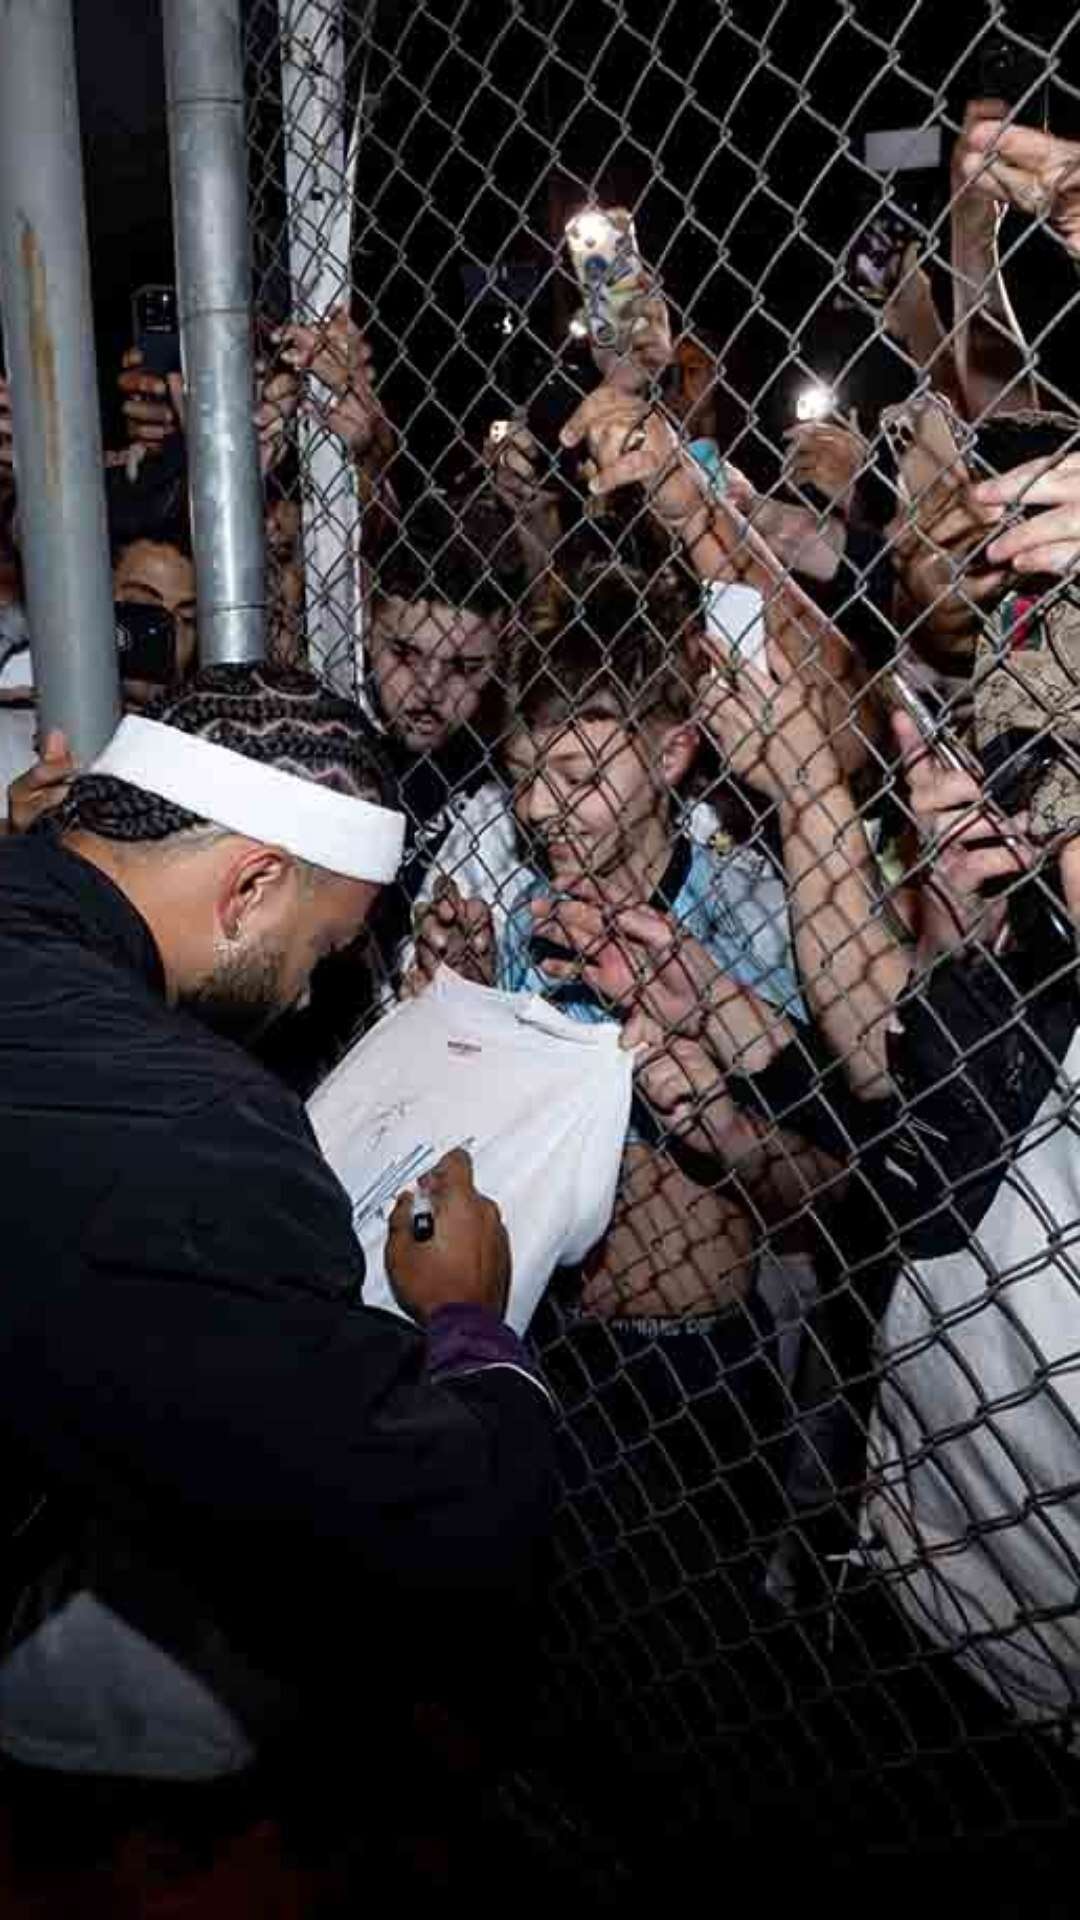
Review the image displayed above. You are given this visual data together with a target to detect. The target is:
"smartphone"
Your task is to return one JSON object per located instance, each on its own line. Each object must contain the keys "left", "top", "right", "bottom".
{"left": 885, "top": 666, "right": 984, "bottom": 778}
{"left": 973, "top": 29, "right": 1050, "bottom": 125}
{"left": 842, "top": 206, "right": 917, "bottom": 307}
{"left": 133, "top": 285, "right": 181, "bottom": 378}
{"left": 795, "top": 383, "right": 834, "bottom": 424}
{"left": 564, "top": 207, "right": 649, "bottom": 353}
{"left": 879, "top": 394, "right": 970, "bottom": 507}
{"left": 114, "top": 602, "right": 177, "bottom": 684}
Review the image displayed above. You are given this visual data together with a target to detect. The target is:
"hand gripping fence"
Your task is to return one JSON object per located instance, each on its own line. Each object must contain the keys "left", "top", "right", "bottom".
{"left": 242, "top": 0, "right": 1080, "bottom": 1886}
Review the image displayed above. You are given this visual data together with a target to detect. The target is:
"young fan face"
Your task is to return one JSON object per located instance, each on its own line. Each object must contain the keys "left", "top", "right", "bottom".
{"left": 504, "top": 711, "right": 682, "bottom": 891}
{"left": 369, "top": 595, "right": 500, "bottom": 754}
{"left": 114, "top": 539, "right": 198, "bottom": 708}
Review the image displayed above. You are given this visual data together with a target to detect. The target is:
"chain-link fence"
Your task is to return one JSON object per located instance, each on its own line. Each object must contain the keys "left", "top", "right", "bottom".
{"left": 243, "top": 0, "right": 1080, "bottom": 1892}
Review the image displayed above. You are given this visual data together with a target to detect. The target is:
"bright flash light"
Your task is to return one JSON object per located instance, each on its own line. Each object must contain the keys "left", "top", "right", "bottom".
{"left": 499, "top": 311, "right": 514, "bottom": 336}
{"left": 567, "top": 211, "right": 606, "bottom": 251}
{"left": 796, "top": 382, "right": 834, "bottom": 423}
{"left": 568, "top": 314, "right": 589, "bottom": 340}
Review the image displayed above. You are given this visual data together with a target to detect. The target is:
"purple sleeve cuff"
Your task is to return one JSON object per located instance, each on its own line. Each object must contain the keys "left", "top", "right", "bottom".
{"left": 425, "top": 1303, "right": 553, "bottom": 1407}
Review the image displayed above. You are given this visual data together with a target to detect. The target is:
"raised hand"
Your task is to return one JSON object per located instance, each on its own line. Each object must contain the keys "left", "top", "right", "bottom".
{"left": 893, "top": 708, "right": 1030, "bottom": 961}
{"left": 386, "top": 1146, "right": 511, "bottom": 1321}
{"left": 406, "top": 879, "right": 496, "bottom": 995}
{"left": 783, "top": 415, "right": 867, "bottom": 518}
{"left": 559, "top": 381, "right": 704, "bottom": 531}
{"left": 483, "top": 418, "right": 554, "bottom": 516}
{"left": 7, "top": 729, "right": 76, "bottom": 834}
{"left": 274, "top": 308, "right": 390, "bottom": 461}
{"left": 956, "top": 118, "right": 1080, "bottom": 260}
{"left": 974, "top": 450, "right": 1080, "bottom": 578}
{"left": 118, "top": 348, "right": 185, "bottom": 453}
{"left": 527, "top": 892, "right": 724, "bottom": 1036}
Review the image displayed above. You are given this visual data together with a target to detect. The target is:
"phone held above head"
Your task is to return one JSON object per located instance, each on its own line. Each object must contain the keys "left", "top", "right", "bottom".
{"left": 564, "top": 206, "right": 650, "bottom": 355}
{"left": 132, "top": 284, "right": 181, "bottom": 379}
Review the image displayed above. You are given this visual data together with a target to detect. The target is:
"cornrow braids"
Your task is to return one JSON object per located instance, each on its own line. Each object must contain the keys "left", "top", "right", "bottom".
{"left": 52, "top": 663, "right": 394, "bottom": 846}
{"left": 49, "top": 775, "right": 206, "bottom": 845}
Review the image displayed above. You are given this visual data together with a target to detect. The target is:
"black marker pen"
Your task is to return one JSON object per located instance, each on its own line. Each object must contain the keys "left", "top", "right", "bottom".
{"left": 411, "top": 1193, "right": 435, "bottom": 1242}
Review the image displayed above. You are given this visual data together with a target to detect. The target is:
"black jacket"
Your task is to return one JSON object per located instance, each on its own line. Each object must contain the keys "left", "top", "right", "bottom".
{"left": 0, "top": 834, "right": 554, "bottom": 1690}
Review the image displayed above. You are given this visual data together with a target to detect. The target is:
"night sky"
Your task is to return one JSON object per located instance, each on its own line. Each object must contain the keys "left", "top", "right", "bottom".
{"left": 76, "top": 0, "right": 1080, "bottom": 466}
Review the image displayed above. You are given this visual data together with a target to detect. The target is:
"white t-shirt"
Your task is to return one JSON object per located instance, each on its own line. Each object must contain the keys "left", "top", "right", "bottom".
{"left": 309, "top": 967, "right": 633, "bottom": 1334}
{"left": 864, "top": 1026, "right": 1080, "bottom": 1741}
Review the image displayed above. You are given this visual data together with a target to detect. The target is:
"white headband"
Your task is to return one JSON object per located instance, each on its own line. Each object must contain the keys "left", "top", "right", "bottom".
{"left": 90, "top": 714, "right": 406, "bottom": 885}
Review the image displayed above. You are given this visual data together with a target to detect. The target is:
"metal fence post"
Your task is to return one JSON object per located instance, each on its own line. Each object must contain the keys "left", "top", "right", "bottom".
{"left": 163, "top": 0, "right": 265, "bottom": 666}
{"left": 0, "top": 0, "right": 120, "bottom": 761}
{"left": 278, "top": 0, "right": 366, "bottom": 697}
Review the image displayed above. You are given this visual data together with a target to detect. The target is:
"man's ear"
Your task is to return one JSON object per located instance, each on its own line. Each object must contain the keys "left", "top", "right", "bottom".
{"left": 658, "top": 719, "right": 699, "bottom": 790}
{"left": 216, "top": 843, "right": 295, "bottom": 942}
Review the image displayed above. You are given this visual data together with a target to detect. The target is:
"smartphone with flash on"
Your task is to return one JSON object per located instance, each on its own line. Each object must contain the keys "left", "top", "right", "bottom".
{"left": 564, "top": 206, "right": 649, "bottom": 353}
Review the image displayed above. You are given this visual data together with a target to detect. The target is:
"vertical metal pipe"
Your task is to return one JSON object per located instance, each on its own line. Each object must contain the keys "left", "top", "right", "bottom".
{"left": 0, "top": 0, "right": 120, "bottom": 761}
{"left": 278, "top": 0, "right": 365, "bottom": 698}
{"left": 163, "top": 0, "right": 265, "bottom": 665}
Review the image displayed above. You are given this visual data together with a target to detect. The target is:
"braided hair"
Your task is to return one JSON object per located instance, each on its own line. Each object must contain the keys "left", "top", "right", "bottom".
{"left": 54, "top": 663, "right": 394, "bottom": 845}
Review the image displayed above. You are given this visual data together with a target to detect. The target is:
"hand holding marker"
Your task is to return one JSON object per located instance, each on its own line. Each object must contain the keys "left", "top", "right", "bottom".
{"left": 411, "top": 1190, "right": 435, "bottom": 1242}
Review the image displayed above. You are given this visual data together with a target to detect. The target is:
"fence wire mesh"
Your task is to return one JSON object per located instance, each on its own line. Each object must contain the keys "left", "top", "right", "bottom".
{"left": 242, "top": 0, "right": 1080, "bottom": 1886}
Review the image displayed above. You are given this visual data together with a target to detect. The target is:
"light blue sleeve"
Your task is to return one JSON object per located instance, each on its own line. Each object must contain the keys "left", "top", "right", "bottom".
{"left": 494, "top": 874, "right": 545, "bottom": 994}
{"left": 680, "top": 842, "right": 806, "bottom": 1020}
{"left": 687, "top": 437, "right": 728, "bottom": 500}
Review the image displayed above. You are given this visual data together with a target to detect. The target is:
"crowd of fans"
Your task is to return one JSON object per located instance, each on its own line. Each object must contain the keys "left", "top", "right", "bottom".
{"left": 3, "top": 92, "right": 1080, "bottom": 1904}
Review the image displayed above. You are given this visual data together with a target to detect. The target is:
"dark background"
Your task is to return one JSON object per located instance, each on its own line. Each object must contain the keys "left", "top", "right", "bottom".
{"left": 77, "top": 0, "right": 1080, "bottom": 466}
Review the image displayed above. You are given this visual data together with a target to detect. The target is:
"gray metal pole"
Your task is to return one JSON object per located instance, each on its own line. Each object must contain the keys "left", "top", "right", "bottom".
{"left": 163, "top": 0, "right": 265, "bottom": 664}
{"left": 0, "top": 0, "right": 120, "bottom": 761}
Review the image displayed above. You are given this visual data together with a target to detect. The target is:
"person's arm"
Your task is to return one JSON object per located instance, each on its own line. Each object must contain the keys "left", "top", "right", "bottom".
{"left": 559, "top": 386, "right": 878, "bottom": 779}
{"left": 5, "top": 1116, "right": 554, "bottom": 1684}
{"left": 956, "top": 116, "right": 1080, "bottom": 264}
{"left": 886, "top": 475, "right": 1006, "bottom": 665}
{"left": 739, "top": 495, "right": 847, "bottom": 585}
{"left": 522, "top": 900, "right": 845, "bottom": 1214}
{"left": 117, "top": 350, "right": 185, "bottom": 458}
{"left": 697, "top": 652, "right": 911, "bottom": 1098}
{"left": 525, "top": 895, "right": 795, "bottom": 1070}
{"left": 974, "top": 448, "right": 1080, "bottom": 577}
{"left": 740, "top": 417, "right": 877, "bottom": 589}
{"left": 483, "top": 421, "right": 562, "bottom": 590}
{"left": 891, "top": 708, "right": 1033, "bottom": 969}
{"left": 630, "top": 1023, "right": 845, "bottom": 1226}
{"left": 881, "top": 244, "right": 966, "bottom": 412}
{"left": 7, "top": 729, "right": 75, "bottom": 834}
{"left": 951, "top": 99, "right": 1040, "bottom": 420}
{"left": 274, "top": 309, "right": 397, "bottom": 496}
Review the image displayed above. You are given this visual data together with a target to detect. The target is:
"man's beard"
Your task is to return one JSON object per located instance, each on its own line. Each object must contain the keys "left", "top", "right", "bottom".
{"left": 181, "top": 939, "right": 291, "bottom": 1045}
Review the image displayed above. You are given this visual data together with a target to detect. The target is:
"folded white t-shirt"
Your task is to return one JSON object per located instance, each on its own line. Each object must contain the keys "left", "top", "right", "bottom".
{"left": 308, "top": 967, "right": 633, "bottom": 1333}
